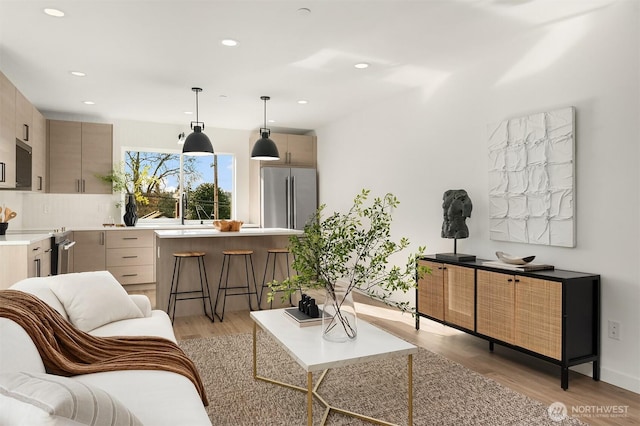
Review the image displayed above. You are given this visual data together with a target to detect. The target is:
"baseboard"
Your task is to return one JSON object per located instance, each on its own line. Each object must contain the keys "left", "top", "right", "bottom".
{"left": 571, "top": 364, "right": 639, "bottom": 394}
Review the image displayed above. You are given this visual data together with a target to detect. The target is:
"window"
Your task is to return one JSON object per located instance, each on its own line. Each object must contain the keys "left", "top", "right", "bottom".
{"left": 121, "top": 150, "right": 234, "bottom": 222}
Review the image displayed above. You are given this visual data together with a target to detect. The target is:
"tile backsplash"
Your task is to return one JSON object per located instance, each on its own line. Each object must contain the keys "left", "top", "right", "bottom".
{"left": 0, "top": 191, "right": 120, "bottom": 230}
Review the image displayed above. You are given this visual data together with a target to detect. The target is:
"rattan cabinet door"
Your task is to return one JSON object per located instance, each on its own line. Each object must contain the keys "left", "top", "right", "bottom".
{"left": 477, "top": 270, "right": 515, "bottom": 344}
{"left": 444, "top": 265, "right": 475, "bottom": 330}
{"left": 417, "top": 260, "right": 444, "bottom": 321}
{"left": 515, "top": 277, "right": 562, "bottom": 360}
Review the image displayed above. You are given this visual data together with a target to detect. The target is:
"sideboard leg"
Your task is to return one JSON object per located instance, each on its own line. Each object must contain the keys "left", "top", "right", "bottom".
{"left": 593, "top": 360, "right": 600, "bottom": 381}
{"left": 415, "top": 316, "right": 420, "bottom": 330}
{"left": 561, "top": 367, "right": 569, "bottom": 390}
{"left": 489, "top": 341, "right": 494, "bottom": 352}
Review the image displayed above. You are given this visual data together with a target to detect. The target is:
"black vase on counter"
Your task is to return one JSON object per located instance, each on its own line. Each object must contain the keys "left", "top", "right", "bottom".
{"left": 123, "top": 193, "right": 138, "bottom": 227}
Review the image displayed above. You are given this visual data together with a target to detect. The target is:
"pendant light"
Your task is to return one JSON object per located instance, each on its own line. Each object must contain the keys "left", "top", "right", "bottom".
{"left": 183, "top": 87, "right": 214, "bottom": 156}
{"left": 251, "top": 96, "right": 280, "bottom": 161}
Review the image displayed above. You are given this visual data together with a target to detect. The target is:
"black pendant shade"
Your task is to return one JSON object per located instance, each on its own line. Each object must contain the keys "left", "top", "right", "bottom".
{"left": 251, "top": 131, "right": 279, "bottom": 160}
{"left": 183, "top": 126, "right": 213, "bottom": 156}
{"left": 183, "top": 88, "right": 214, "bottom": 156}
{"left": 251, "top": 96, "right": 279, "bottom": 161}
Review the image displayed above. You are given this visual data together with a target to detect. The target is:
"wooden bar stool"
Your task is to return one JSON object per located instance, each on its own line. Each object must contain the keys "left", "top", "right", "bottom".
{"left": 260, "top": 248, "right": 294, "bottom": 309}
{"left": 214, "top": 250, "right": 260, "bottom": 321}
{"left": 167, "top": 251, "right": 214, "bottom": 324}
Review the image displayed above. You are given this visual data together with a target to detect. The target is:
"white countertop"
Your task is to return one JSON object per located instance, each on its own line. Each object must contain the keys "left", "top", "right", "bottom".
{"left": 0, "top": 233, "right": 52, "bottom": 246}
{"left": 155, "top": 227, "right": 303, "bottom": 239}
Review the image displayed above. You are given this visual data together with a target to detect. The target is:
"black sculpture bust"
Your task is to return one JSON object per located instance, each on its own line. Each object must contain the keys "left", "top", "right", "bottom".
{"left": 441, "top": 189, "right": 472, "bottom": 239}
{"left": 436, "top": 189, "right": 475, "bottom": 262}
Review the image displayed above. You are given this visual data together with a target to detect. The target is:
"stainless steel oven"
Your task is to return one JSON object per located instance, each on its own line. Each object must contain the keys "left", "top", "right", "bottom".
{"left": 51, "top": 231, "right": 75, "bottom": 275}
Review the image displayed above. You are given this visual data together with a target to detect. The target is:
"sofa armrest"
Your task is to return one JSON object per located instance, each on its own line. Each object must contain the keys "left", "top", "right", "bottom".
{"left": 129, "top": 295, "right": 152, "bottom": 317}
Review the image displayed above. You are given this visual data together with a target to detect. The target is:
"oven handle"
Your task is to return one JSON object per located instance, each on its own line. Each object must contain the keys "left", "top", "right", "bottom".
{"left": 61, "top": 241, "right": 76, "bottom": 250}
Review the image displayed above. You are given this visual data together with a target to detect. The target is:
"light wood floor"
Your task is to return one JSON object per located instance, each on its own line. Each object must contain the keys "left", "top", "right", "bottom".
{"left": 136, "top": 289, "right": 639, "bottom": 425}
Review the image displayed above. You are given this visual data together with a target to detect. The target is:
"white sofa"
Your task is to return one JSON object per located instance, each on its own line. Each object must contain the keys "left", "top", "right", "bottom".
{"left": 0, "top": 271, "right": 211, "bottom": 426}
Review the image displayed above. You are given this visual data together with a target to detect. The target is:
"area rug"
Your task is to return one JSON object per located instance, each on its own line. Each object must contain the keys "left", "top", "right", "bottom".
{"left": 179, "top": 332, "right": 586, "bottom": 425}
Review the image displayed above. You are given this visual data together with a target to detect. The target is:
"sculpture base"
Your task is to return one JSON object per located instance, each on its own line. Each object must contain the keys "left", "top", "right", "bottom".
{"left": 435, "top": 253, "right": 476, "bottom": 262}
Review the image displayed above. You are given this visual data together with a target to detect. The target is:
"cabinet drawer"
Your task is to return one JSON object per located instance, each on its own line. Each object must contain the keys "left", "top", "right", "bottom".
{"left": 106, "top": 248, "right": 154, "bottom": 267}
{"left": 107, "top": 265, "right": 154, "bottom": 285}
{"left": 106, "top": 230, "right": 153, "bottom": 248}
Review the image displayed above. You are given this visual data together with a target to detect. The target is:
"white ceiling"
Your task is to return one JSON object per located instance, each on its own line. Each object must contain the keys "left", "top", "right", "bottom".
{"left": 0, "top": 0, "right": 614, "bottom": 133}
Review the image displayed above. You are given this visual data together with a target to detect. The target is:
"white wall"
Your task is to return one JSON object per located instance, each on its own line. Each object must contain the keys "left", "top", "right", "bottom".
{"left": 316, "top": 2, "right": 639, "bottom": 393}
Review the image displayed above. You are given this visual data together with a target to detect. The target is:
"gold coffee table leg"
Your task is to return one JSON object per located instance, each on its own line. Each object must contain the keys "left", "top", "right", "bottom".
{"left": 307, "top": 372, "right": 313, "bottom": 426}
{"left": 408, "top": 353, "right": 413, "bottom": 425}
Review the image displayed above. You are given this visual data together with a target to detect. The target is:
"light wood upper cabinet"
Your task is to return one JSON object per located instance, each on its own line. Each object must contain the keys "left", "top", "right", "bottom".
{"left": 31, "top": 108, "right": 46, "bottom": 191}
{"left": 0, "top": 72, "right": 16, "bottom": 189}
{"left": 48, "top": 120, "right": 112, "bottom": 194}
{"left": 81, "top": 122, "right": 112, "bottom": 193}
{"left": 251, "top": 132, "right": 316, "bottom": 167}
{"left": 15, "top": 89, "right": 32, "bottom": 144}
{"left": 286, "top": 134, "right": 316, "bottom": 166}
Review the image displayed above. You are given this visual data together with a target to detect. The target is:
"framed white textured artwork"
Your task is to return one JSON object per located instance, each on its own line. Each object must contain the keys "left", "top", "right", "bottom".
{"left": 487, "top": 107, "right": 575, "bottom": 247}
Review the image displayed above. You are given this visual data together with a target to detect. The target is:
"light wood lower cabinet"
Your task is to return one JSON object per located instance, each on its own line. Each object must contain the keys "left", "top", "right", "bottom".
{"left": 0, "top": 237, "right": 52, "bottom": 289}
{"left": 27, "top": 238, "right": 52, "bottom": 278}
{"left": 416, "top": 255, "right": 600, "bottom": 390}
{"left": 72, "top": 231, "right": 106, "bottom": 272}
{"left": 106, "top": 230, "right": 155, "bottom": 285}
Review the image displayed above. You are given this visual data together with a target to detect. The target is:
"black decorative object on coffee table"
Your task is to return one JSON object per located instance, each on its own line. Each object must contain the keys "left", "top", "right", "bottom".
{"left": 299, "top": 294, "right": 320, "bottom": 318}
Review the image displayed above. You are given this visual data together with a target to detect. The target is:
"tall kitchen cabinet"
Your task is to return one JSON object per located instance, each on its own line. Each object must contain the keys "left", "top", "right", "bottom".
{"left": 416, "top": 255, "right": 600, "bottom": 390}
{"left": 248, "top": 132, "right": 317, "bottom": 225}
{"left": 0, "top": 71, "right": 16, "bottom": 189}
{"left": 47, "top": 120, "right": 112, "bottom": 194}
{"left": 31, "top": 109, "right": 46, "bottom": 191}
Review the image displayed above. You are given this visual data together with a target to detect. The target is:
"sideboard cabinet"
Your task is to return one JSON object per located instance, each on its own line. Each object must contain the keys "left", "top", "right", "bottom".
{"left": 416, "top": 255, "right": 600, "bottom": 390}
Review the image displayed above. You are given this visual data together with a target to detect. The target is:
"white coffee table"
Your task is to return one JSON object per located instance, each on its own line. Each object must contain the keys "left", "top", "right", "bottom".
{"left": 250, "top": 308, "right": 418, "bottom": 426}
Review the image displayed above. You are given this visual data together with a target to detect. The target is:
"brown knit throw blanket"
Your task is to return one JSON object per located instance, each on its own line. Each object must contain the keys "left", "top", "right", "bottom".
{"left": 0, "top": 290, "right": 208, "bottom": 406}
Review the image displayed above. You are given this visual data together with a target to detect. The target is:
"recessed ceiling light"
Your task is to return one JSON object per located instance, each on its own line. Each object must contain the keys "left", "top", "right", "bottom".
{"left": 44, "top": 8, "right": 65, "bottom": 17}
{"left": 83, "top": 101, "right": 95, "bottom": 105}
{"left": 221, "top": 39, "right": 238, "bottom": 47}
{"left": 354, "top": 63, "right": 370, "bottom": 69}
{"left": 219, "top": 95, "right": 228, "bottom": 99}
{"left": 297, "top": 100, "right": 308, "bottom": 105}
{"left": 70, "top": 71, "right": 86, "bottom": 77}
{"left": 297, "top": 7, "right": 311, "bottom": 16}
{"left": 184, "top": 111, "right": 193, "bottom": 115}
{"left": 268, "top": 119, "right": 276, "bottom": 123}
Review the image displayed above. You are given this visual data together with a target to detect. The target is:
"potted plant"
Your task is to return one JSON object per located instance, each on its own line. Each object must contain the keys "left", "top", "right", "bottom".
{"left": 268, "top": 189, "right": 426, "bottom": 342}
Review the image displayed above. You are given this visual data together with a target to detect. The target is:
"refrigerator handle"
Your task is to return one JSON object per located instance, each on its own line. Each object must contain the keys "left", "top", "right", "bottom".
{"left": 291, "top": 175, "right": 297, "bottom": 229}
{"left": 285, "top": 176, "right": 290, "bottom": 228}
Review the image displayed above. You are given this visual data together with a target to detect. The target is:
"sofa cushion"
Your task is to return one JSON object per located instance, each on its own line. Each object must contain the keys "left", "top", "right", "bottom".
{"left": 90, "top": 310, "right": 178, "bottom": 343}
{"left": 10, "top": 277, "right": 69, "bottom": 321}
{"left": 0, "top": 372, "right": 142, "bottom": 426}
{"left": 0, "top": 318, "right": 46, "bottom": 374}
{"left": 73, "top": 370, "right": 211, "bottom": 426}
{"left": 49, "top": 271, "right": 143, "bottom": 332}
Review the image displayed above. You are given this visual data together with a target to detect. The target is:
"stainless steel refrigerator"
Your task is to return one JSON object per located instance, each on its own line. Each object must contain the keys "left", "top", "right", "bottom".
{"left": 261, "top": 167, "right": 317, "bottom": 230}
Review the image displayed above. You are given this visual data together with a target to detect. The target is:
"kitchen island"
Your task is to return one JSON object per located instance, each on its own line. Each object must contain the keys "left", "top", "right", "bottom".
{"left": 155, "top": 228, "right": 302, "bottom": 318}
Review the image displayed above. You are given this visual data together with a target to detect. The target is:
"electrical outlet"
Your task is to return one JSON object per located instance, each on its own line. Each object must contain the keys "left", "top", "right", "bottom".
{"left": 608, "top": 320, "right": 620, "bottom": 340}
